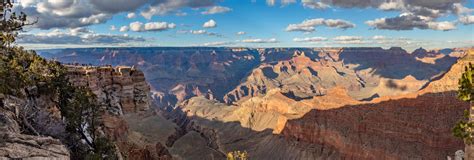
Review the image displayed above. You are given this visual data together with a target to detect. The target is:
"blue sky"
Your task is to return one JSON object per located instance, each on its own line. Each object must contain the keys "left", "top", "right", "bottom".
{"left": 15, "top": 0, "right": 474, "bottom": 51}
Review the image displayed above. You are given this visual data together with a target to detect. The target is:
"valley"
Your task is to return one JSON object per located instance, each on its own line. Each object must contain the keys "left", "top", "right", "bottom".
{"left": 38, "top": 47, "right": 472, "bottom": 159}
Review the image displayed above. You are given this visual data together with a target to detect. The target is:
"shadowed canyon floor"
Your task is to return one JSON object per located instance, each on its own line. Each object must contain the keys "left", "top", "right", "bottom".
{"left": 38, "top": 47, "right": 472, "bottom": 159}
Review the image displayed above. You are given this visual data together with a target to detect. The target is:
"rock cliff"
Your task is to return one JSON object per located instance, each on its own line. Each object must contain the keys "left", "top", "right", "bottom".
{"left": 280, "top": 50, "right": 472, "bottom": 159}
{"left": 38, "top": 47, "right": 472, "bottom": 159}
{"left": 65, "top": 65, "right": 172, "bottom": 159}
{"left": 66, "top": 65, "right": 150, "bottom": 114}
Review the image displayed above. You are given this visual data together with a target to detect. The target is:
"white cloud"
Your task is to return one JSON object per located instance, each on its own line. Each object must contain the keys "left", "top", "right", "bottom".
{"left": 127, "top": 12, "right": 137, "bottom": 19}
{"left": 378, "top": 2, "right": 404, "bottom": 11}
{"left": 237, "top": 31, "right": 246, "bottom": 35}
{"left": 201, "top": 6, "right": 232, "bottom": 15}
{"left": 17, "top": 28, "right": 146, "bottom": 45}
{"left": 187, "top": 30, "right": 222, "bottom": 36}
{"left": 203, "top": 19, "right": 217, "bottom": 28}
{"left": 427, "top": 21, "right": 456, "bottom": 31}
{"left": 145, "top": 22, "right": 177, "bottom": 31}
{"left": 16, "top": 0, "right": 220, "bottom": 29}
{"left": 286, "top": 18, "right": 355, "bottom": 32}
{"left": 372, "top": 35, "right": 387, "bottom": 40}
{"left": 459, "top": 15, "right": 474, "bottom": 25}
{"left": 293, "top": 37, "right": 328, "bottom": 42}
{"left": 453, "top": 3, "right": 473, "bottom": 15}
{"left": 302, "top": 1, "right": 329, "bottom": 9}
{"left": 191, "top": 30, "right": 207, "bottom": 34}
{"left": 129, "top": 21, "right": 176, "bottom": 32}
{"left": 130, "top": 21, "right": 143, "bottom": 32}
{"left": 241, "top": 38, "right": 278, "bottom": 43}
{"left": 333, "top": 36, "right": 363, "bottom": 41}
{"left": 119, "top": 26, "right": 129, "bottom": 32}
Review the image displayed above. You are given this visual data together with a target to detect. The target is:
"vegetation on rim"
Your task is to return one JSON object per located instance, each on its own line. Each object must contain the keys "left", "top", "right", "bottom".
{"left": 0, "top": 1, "right": 116, "bottom": 159}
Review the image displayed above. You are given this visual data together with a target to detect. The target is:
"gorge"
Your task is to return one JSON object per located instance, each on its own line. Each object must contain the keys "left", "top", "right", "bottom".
{"left": 25, "top": 47, "right": 471, "bottom": 159}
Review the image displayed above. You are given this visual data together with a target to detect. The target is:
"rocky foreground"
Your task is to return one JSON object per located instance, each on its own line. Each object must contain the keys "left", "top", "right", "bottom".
{"left": 36, "top": 47, "right": 472, "bottom": 159}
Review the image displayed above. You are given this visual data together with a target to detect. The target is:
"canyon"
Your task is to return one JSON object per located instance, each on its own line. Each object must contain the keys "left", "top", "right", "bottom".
{"left": 35, "top": 47, "right": 472, "bottom": 159}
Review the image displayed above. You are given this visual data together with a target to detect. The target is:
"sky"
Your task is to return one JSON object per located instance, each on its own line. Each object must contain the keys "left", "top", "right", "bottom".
{"left": 13, "top": 0, "right": 474, "bottom": 51}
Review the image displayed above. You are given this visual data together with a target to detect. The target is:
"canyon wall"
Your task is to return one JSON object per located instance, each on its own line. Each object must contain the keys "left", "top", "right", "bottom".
{"left": 38, "top": 47, "right": 472, "bottom": 159}
{"left": 281, "top": 50, "right": 473, "bottom": 159}
{"left": 65, "top": 65, "right": 172, "bottom": 159}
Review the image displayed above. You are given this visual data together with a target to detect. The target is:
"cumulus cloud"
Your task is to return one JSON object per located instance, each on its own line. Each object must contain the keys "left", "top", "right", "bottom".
{"left": 286, "top": 18, "right": 355, "bottom": 32}
{"left": 366, "top": 13, "right": 456, "bottom": 31}
{"left": 129, "top": 21, "right": 176, "bottom": 32}
{"left": 15, "top": 0, "right": 141, "bottom": 29}
{"left": 15, "top": 0, "right": 221, "bottom": 29}
{"left": 17, "top": 28, "right": 146, "bottom": 45}
{"left": 203, "top": 19, "right": 217, "bottom": 28}
{"left": 293, "top": 37, "right": 328, "bottom": 42}
{"left": 302, "top": 1, "right": 330, "bottom": 9}
{"left": 297, "top": 0, "right": 472, "bottom": 31}
{"left": 241, "top": 38, "right": 278, "bottom": 43}
{"left": 378, "top": 2, "right": 405, "bottom": 11}
{"left": 141, "top": 0, "right": 219, "bottom": 19}
{"left": 459, "top": 15, "right": 474, "bottom": 25}
{"left": 452, "top": 3, "right": 473, "bottom": 15}
{"left": 127, "top": 12, "right": 137, "bottom": 19}
{"left": 427, "top": 21, "right": 456, "bottom": 31}
{"left": 201, "top": 6, "right": 232, "bottom": 15}
{"left": 119, "top": 26, "right": 129, "bottom": 32}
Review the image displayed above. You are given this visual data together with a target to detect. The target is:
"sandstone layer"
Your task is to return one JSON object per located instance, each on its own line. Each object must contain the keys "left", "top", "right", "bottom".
{"left": 39, "top": 47, "right": 472, "bottom": 159}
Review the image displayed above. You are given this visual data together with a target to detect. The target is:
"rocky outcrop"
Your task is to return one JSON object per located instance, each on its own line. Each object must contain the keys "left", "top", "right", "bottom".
{"left": 0, "top": 95, "right": 70, "bottom": 159}
{"left": 66, "top": 65, "right": 174, "bottom": 159}
{"left": 66, "top": 65, "right": 150, "bottom": 115}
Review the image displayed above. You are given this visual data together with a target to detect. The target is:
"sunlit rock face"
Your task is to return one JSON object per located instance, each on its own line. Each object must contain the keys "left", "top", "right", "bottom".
{"left": 66, "top": 65, "right": 150, "bottom": 114}
{"left": 38, "top": 47, "right": 472, "bottom": 159}
{"left": 65, "top": 65, "right": 173, "bottom": 160}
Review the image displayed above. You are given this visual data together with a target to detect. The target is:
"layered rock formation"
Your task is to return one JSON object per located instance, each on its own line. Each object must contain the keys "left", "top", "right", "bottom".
{"left": 281, "top": 49, "right": 473, "bottom": 159}
{"left": 66, "top": 65, "right": 150, "bottom": 114}
{"left": 38, "top": 47, "right": 472, "bottom": 159}
{"left": 65, "top": 65, "right": 172, "bottom": 159}
{"left": 41, "top": 48, "right": 261, "bottom": 108}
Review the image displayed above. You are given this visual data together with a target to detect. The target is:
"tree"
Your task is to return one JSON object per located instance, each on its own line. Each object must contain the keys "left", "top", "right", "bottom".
{"left": 0, "top": 1, "right": 116, "bottom": 159}
{"left": 453, "top": 63, "right": 474, "bottom": 144}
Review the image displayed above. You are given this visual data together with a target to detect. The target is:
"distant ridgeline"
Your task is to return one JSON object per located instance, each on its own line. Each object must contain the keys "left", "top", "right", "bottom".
{"left": 37, "top": 47, "right": 467, "bottom": 107}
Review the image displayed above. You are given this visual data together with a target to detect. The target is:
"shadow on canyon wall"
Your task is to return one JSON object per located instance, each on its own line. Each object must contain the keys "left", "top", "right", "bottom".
{"left": 339, "top": 48, "right": 457, "bottom": 80}
{"left": 281, "top": 91, "right": 468, "bottom": 160}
